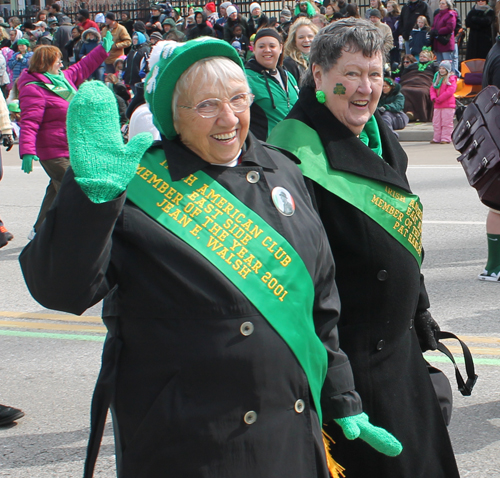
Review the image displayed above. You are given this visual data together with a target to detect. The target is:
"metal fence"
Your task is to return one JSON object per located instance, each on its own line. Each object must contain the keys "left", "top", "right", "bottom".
{"left": 4, "top": 0, "right": 482, "bottom": 25}
{"left": 6, "top": 1, "right": 151, "bottom": 24}
{"left": 3, "top": 0, "right": 486, "bottom": 58}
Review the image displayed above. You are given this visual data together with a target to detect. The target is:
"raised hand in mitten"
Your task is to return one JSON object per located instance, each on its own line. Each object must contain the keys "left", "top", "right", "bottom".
{"left": 414, "top": 309, "right": 440, "bottom": 352}
{"left": 334, "top": 412, "right": 403, "bottom": 457}
{"left": 66, "top": 81, "right": 153, "bottom": 204}
{"left": 101, "top": 31, "right": 114, "bottom": 53}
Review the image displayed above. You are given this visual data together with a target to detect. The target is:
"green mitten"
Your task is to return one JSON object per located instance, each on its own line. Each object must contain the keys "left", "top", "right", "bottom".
{"left": 21, "top": 154, "right": 39, "bottom": 174}
{"left": 102, "top": 31, "right": 114, "bottom": 53}
{"left": 334, "top": 412, "right": 402, "bottom": 457}
{"left": 67, "top": 81, "right": 153, "bottom": 204}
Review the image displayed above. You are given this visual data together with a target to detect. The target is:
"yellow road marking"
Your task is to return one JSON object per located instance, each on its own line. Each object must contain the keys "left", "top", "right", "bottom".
{"left": 0, "top": 311, "right": 102, "bottom": 323}
{"left": 0, "top": 312, "right": 498, "bottom": 352}
{"left": 0, "top": 320, "right": 105, "bottom": 333}
{"left": 445, "top": 345, "right": 500, "bottom": 356}
{"left": 450, "top": 336, "right": 500, "bottom": 345}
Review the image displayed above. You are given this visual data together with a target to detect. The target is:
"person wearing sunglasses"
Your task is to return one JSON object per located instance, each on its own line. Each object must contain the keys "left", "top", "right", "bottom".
{"left": 20, "top": 38, "right": 403, "bottom": 477}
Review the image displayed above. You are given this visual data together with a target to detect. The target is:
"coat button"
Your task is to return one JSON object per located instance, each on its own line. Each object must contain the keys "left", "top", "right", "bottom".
{"left": 294, "top": 399, "right": 305, "bottom": 413}
{"left": 246, "top": 171, "right": 260, "bottom": 183}
{"left": 243, "top": 410, "right": 257, "bottom": 424}
{"left": 377, "top": 270, "right": 388, "bottom": 281}
{"left": 376, "top": 340, "right": 385, "bottom": 351}
{"left": 409, "top": 319, "right": 414, "bottom": 330}
{"left": 240, "top": 321, "right": 254, "bottom": 336}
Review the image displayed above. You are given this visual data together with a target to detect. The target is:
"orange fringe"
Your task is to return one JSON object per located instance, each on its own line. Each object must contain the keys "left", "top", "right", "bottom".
{"left": 322, "top": 429, "right": 346, "bottom": 478}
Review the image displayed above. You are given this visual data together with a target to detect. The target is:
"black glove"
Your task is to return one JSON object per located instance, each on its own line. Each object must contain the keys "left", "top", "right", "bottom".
{"left": 414, "top": 310, "right": 440, "bottom": 352}
{"left": 2, "top": 134, "right": 14, "bottom": 151}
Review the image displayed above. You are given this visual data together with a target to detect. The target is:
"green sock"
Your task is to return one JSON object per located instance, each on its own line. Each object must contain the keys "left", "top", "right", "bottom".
{"left": 485, "top": 234, "right": 500, "bottom": 274}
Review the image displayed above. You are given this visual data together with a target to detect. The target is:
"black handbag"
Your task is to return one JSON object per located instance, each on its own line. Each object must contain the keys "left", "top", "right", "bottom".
{"left": 430, "top": 30, "right": 452, "bottom": 45}
{"left": 427, "top": 363, "right": 453, "bottom": 425}
{"left": 452, "top": 85, "right": 500, "bottom": 210}
{"left": 427, "top": 331, "right": 478, "bottom": 426}
{"left": 437, "top": 32, "right": 451, "bottom": 45}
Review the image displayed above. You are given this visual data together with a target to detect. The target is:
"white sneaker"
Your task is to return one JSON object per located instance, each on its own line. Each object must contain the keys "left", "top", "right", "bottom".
{"left": 27, "top": 227, "right": 36, "bottom": 241}
{"left": 478, "top": 270, "right": 500, "bottom": 282}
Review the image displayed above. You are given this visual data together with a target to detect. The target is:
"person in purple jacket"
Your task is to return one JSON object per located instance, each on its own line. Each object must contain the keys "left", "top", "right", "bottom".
{"left": 18, "top": 32, "right": 112, "bottom": 239}
{"left": 430, "top": 0, "right": 455, "bottom": 63}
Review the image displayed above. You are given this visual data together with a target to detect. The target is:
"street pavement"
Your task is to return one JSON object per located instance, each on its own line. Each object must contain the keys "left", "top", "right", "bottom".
{"left": 0, "top": 138, "right": 499, "bottom": 477}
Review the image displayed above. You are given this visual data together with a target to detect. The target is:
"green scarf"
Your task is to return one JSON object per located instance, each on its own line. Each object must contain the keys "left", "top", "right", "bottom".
{"left": 43, "top": 72, "right": 77, "bottom": 102}
{"left": 359, "top": 115, "right": 383, "bottom": 158}
{"left": 432, "top": 71, "right": 444, "bottom": 89}
{"left": 418, "top": 60, "right": 433, "bottom": 72}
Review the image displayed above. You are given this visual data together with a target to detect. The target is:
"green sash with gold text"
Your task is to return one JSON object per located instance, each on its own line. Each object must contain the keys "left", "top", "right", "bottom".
{"left": 126, "top": 147, "right": 328, "bottom": 422}
{"left": 268, "top": 119, "right": 423, "bottom": 267}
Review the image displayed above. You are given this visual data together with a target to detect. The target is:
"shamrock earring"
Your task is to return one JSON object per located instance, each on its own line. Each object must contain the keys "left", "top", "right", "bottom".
{"left": 316, "top": 90, "right": 326, "bottom": 104}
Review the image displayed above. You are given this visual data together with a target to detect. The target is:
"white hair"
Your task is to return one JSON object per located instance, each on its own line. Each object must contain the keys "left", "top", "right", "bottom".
{"left": 172, "top": 57, "right": 248, "bottom": 121}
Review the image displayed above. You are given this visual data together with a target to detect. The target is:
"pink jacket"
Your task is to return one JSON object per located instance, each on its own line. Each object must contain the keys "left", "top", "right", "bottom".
{"left": 430, "top": 74, "right": 457, "bottom": 109}
{"left": 18, "top": 44, "right": 108, "bottom": 161}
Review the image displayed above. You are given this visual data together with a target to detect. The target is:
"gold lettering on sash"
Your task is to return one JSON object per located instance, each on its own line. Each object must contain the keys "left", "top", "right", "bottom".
{"left": 385, "top": 186, "right": 407, "bottom": 203}
{"left": 372, "top": 193, "right": 422, "bottom": 256}
{"left": 136, "top": 160, "right": 296, "bottom": 301}
{"left": 183, "top": 174, "right": 198, "bottom": 186}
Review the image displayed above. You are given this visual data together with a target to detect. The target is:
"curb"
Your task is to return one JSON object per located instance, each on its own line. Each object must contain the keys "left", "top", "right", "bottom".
{"left": 398, "top": 123, "right": 434, "bottom": 142}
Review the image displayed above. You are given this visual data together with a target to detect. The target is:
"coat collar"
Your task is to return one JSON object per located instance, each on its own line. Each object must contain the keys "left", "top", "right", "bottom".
{"left": 161, "top": 132, "right": 278, "bottom": 181}
{"left": 288, "top": 86, "right": 412, "bottom": 192}
{"left": 246, "top": 58, "right": 289, "bottom": 88}
{"left": 18, "top": 69, "right": 78, "bottom": 90}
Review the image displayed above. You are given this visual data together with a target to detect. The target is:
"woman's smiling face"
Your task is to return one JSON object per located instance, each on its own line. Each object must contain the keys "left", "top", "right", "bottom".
{"left": 295, "top": 26, "right": 315, "bottom": 55}
{"left": 313, "top": 49, "right": 384, "bottom": 135}
{"left": 174, "top": 79, "right": 251, "bottom": 165}
{"left": 254, "top": 36, "right": 282, "bottom": 70}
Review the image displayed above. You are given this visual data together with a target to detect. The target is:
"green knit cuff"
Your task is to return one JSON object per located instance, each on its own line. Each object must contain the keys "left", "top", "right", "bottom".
{"left": 75, "top": 177, "right": 125, "bottom": 204}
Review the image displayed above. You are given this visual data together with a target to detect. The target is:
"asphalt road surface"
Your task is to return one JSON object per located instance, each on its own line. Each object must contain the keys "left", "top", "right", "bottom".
{"left": 0, "top": 142, "right": 499, "bottom": 477}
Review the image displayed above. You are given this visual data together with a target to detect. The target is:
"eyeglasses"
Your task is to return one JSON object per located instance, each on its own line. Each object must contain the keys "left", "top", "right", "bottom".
{"left": 403, "top": 61, "right": 410, "bottom": 64}
{"left": 178, "top": 93, "right": 255, "bottom": 118}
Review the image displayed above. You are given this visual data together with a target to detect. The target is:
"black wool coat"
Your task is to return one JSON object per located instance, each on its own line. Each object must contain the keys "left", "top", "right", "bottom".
{"left": 281, "top": 86, "right": 460, "bottom": 478}
{"left": 482, "top": 36, "right": 500, "bottom": 88}
{"left": 465, "top": 6, "right": 495, "bottom": 60}
{"left": 19, "top": 134, "right": 362, "bottom": 478}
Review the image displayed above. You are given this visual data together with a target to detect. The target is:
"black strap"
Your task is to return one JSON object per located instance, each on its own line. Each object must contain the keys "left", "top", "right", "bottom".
{"left": 436, "top": 331, "right": 478, "bottom": 396}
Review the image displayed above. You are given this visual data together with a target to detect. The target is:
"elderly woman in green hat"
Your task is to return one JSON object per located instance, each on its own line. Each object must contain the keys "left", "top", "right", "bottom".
{"left": 20, "top": 38, "right": 401, "bottom": 478}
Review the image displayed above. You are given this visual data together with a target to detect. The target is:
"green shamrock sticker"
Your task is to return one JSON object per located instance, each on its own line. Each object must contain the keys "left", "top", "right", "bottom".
{"left": 334, "top": 83, "right": 346, "bottom": 95}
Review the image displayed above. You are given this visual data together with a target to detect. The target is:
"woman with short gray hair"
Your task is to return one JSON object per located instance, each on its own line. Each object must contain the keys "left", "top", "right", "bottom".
{"left": 269, "top": 18, "right": 460, "bottom": 478}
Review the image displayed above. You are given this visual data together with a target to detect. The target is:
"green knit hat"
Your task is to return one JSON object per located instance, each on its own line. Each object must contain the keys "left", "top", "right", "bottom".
{"left": 8, "top": 100, "right": 20, "bottom": 113}
{"left": 144, "top": 38, "right": 244, "bottom": 140}
{"left": 17, "top": 38, "right": 30, "bottom": 47}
